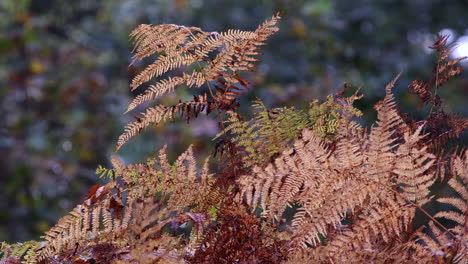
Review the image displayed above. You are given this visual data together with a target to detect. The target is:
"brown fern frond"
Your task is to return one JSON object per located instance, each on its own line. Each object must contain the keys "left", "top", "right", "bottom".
{"left": 432, "top": 150, "right": 467, "bottom": 237}
{"left": 186, "top": 204, "right": 288, "bottom": 263}
{"left": 449, "top": 150, "right": 467, "bottom": 197}
{"left": 237, "top": 77, "right": 443, "bottom": 249}
{"left": 116, "top": 94, "right": 214, "bottom": 151}
{"left": 394, "top": 124, "right": 436, "bottom": 204}
{"left": 326, "top": 196, "right": 414, "bottom": 252}
{"left": 280, "top": 124, "right": 462, "bottom": 262}
{"left": 335, "top": 90, "right": 366, "bottom": 169}
{"left": 118, "top": 13, "right": 281, "bottom": 151}
{"left": 130, "top": 24, "right": 201, "bottom": 64}
{"left": 125, "top": 200, "right": 180, "bottom": 262}
{"left": 126, "top": 76, "right": 186, "bottom": 113}
{"left": 211, "top": 73, "right": 250, "bottom": 110}
{"left": 285, "top": 239, "right": 434, "bottom": 264}
{"left": 425, "top": 111, "right": 468, "bottom": 150}
{"left": 118, "top": 146, "right": 217, "bottom": 263}
{"left": 404, "top": 35, "right": 468, "bottom": 179}
{"left": 110, "top": 156, "right": 125, "bottom": 175}
{"left": 38, "top": 145, "right": 217, "bottom": 262}
{"left": 411, "top": 221, "right": 465, "bottom": 263}
{"left": 128, "top": 13, "right": 279, "bottom": 98}
{"left": 408, "top": 34, "right": 467, "bottom": 110}
{"left": 367, "top": 74, "right": 408, "bottom": 180}
{"left": 213, "top": 137, "right": 247, "bottom": 185}
{"left": 36, "top": 188, "right": 128, "bottom": 261}
{"left": 26, "top": 13, "right": 468, "bottom": 264}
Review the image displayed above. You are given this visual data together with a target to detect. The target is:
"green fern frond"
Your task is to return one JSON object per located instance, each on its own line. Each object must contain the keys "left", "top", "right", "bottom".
{"left": 308, "top": 94, "right": 361, "bottom": 139}
{"left": 0, "top": 240, "right": 40, "bottom": 264}
{"left": 216, "top": 95, "right": 361, "bottom": 168}
{"left": 96, "top": 165, "right": 117, "bottom": 180}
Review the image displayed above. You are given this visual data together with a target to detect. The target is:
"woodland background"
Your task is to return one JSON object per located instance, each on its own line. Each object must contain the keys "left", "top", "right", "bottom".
{"left": 1, "top": 0, "right": 467, "bottom": 242}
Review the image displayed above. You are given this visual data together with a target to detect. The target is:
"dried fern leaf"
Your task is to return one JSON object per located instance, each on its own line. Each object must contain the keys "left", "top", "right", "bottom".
{"left": 117, "top": 13, "right": 281, "bottom": 151}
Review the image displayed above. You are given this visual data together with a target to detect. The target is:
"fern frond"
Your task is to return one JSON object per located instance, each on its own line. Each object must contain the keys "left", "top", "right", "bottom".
{"left": 327, "top": 196, "right": 414, "bottom": 253}
{"left": 432, "top": 150, "right": 467, "bottom": 237}
{"left": 126, "top": 76, "right": 186, "bottom": 113}
{"left": 37, "top": 199, "right": 122, "bottom": 261}
{"left": 110, "top": 155, "right": 125, "bottom": 175}
{"left": 37, "top": 145, "right": 218, "bottom": 262}
{"left": 96, "top": 165, "right": 116, "bottom": 180}
{"left": 308, "top": 94, "right": 355, "bottom": 140}
{"left": 0, "top": 241, "right": 39, "bottom": 264}
{"left": 117, "top": 13, "right": 281, "bottom": 151}
{"left": 411, "top": 221, "right": 464, "bottom": 263}
{"left": 237, "top": 78, "right": 441, "bottom": 249}
{"left": 408, "top": 34, "right": 467, "bottom": 110}
{"left": 117, "top": 94, "right": 213, "bottom": 151}
{"left": 394, "top": 124, "right": 436, "bottom": 204}
{"left": 367, "top": 74, "right": 407, "bottom": 181}
{"left": 217, "top": 92, "right": 363, "bottom": 172}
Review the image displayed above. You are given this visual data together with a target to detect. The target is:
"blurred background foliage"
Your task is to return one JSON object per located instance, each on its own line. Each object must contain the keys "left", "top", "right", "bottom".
{"left": 0, "top": 0, "right": 467, "bottom": 242}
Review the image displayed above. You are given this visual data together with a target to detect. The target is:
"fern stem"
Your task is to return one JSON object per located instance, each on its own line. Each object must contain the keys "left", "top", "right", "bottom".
{"left": 183, "top": 28, "right": 240, "bottom": 178}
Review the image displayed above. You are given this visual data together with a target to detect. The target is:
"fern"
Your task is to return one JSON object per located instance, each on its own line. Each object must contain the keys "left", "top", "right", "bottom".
{"left": 95, "top": 165, "right": 116, "bottom": 180}
{"left": 406, "top": 34, "right": 468, "bottom": 154}
{"left": 35, "top": 145, "right": 219, "bottom": 263}
{"left": 116, "top": 13, "right": 281, "bottom": 151}
{"left": 238, "top": 76, "right": 437, "bottom": 247}
{"left": 215, "top": 94, "right": 361, "bottom": 169}
{"left": 0, "top": 241, "right": 39, "bottom": 264}
{"left": 421, "top": 150, "right": 467, "bottom": 263}
{"left": 408, "top": 34, "right": 467, "bottom": 111}
{"left": 5, "top": 13, "right": 467, "bottom": 264}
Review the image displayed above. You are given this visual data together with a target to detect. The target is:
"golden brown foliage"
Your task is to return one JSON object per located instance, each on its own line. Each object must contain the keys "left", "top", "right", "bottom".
{"left": 35, "top": 146, "right": 219, "bottom": 263}
{"left": 187, "top": 205, "right": 288, "bottom": 263}
{"left": 406, "top": 34, "right": 468, "bottom": 154}
{"left": 116, "top": 13, "right": 281, "bottom": 151}
{"left": 3, "top": 14, "right": 467, "bottom": 264}
{"left": 237, "top": 76, "right": 466, "bottom": 262}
